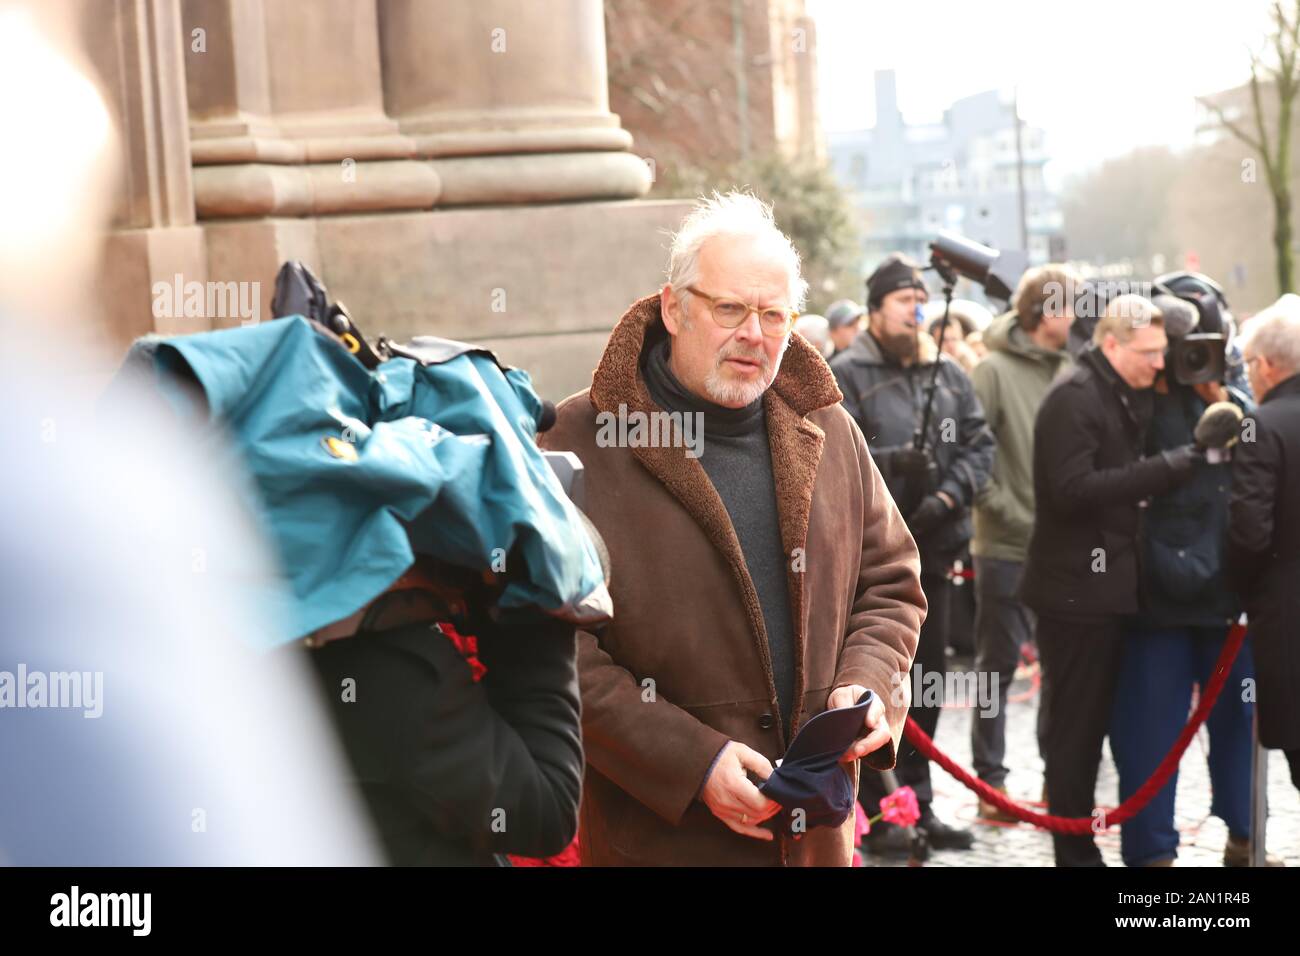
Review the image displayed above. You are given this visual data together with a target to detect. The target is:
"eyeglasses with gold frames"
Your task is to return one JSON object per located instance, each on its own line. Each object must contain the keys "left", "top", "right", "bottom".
{"left": 684, "top": 286, "right": 797, "bottom": 338}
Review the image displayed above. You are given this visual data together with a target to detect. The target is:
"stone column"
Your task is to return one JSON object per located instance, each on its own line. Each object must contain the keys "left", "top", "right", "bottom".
{"left": 89, "top": 0, "right": 687, "bottom": 397}
{"left": 183, "top": 0, "right": 440, "bottom": 219}
{"left": 84, "top": 0, "right": 210, "bottom": 341}
{"left": 179, "top": 0, "right": 442, "bottom": 325}
{"left": 378, "top": 0, "right": 651, "bottom": 204}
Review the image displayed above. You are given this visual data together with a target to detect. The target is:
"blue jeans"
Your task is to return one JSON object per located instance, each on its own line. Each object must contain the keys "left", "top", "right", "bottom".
{"left": 1109, "top": 624, "right": 1256, "bottom": 867}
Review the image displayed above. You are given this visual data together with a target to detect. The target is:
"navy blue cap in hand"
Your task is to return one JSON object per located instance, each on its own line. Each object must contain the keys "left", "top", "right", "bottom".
{"left": 759, "top": 690, "right": 876, "bottom": 836}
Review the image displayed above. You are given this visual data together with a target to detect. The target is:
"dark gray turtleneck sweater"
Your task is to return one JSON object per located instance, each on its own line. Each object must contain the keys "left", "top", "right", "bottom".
{"left": 641, "top": 337, "right": 797, "bottom": 736}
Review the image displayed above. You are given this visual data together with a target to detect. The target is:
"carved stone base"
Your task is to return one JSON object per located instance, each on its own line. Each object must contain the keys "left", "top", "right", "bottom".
{"left": 430, "top": 151, "right": 651, "bottom": 206}
{"left": 97, "top": 225, "right": 209, "bottom": 342}
{"left": 193, "top": 160, "right": 441, "bottom": 218}
{"left": 99, "top": 198, "right": 692, "bottom": 399}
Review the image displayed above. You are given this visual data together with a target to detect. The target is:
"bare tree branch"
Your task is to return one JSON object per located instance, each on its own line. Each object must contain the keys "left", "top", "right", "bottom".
{"left": 1199, "top": 93, "right": 1264, "bottom": 154}
{"left": 1246, "top": 53, "right": 1286, "bottom": 193}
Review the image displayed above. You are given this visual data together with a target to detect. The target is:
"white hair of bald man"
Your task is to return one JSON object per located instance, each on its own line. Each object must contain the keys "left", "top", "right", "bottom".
{"left": 795, "top": 314, "right": 833, "bottom": 359}
{"left": 1242, "top": 293, "right": 1300, "bottom": 374}
{"left": 667, "top": 190, "right": 809, "bottom": 318}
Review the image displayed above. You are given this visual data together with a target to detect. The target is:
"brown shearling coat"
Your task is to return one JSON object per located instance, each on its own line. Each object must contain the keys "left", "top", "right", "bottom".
{"left": 538, "top": 293, "right": 925, "bottom": 866}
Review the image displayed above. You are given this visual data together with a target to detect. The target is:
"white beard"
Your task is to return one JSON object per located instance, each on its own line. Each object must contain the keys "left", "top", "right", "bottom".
{"left": 702, "top": 335, "right": 789, "bottom": 406}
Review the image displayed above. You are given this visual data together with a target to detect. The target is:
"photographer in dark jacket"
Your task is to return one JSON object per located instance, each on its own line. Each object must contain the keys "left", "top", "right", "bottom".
{"left": 1229, "top": 296, "right": 1300, "bottom": 798}
{"left": 832, "top": 253, "right": 995, "bottom": 855}
{"left": 1021, "top": 295, "right": 1201, "bottom": 866}
{"left": 1108, "top": 294, "right": 1264, "bottom": 868}
{"left": 310, "top": 573, "right": 584, "bottom": 866}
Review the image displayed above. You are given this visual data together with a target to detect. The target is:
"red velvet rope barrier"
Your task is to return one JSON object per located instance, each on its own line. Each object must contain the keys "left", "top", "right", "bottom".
{"left": 902, "top": 621, "right": 1249, "bottom": 835}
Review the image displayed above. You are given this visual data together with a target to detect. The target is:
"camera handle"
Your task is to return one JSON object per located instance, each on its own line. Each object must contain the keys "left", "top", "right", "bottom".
{"left": 913, "top": 262, "right": 956, "bottom": 454}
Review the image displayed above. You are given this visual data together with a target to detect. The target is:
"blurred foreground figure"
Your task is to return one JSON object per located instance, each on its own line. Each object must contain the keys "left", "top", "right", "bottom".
{"left": 0, "top": 2, "right": 377, "bottom": 865}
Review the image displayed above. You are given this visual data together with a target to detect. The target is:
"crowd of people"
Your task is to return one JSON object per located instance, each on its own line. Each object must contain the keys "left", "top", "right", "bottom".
{"left": 11, "top": 4, "right": 1297, "bottom": 876}
{"left": 13, "top": 170, "right": 1298, "bottom": 869}
{"left": 323, "top": 192, "right": 1300, "bottom": 868}
{"left": 812, "top": 252, "right": 1300, "bottom": 867}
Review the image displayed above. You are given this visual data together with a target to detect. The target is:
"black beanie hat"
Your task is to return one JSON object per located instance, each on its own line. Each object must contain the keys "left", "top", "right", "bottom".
{"left": 867, "top": 254, "right": 927, "bottom": 311}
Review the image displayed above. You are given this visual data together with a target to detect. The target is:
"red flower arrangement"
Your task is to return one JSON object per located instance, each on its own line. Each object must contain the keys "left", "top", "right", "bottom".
{"left": 852, "top": 785, "right": 922, "bottom": 867}
{"left": 879, "top": 786, "right": 921, "bottom": 827}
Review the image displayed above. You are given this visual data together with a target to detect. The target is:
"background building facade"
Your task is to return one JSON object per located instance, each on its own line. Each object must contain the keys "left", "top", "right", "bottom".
{"left": 829, "top": 70, "right": 1062, "bottom": 303}
{"left": 605, "top": 0, "right": 823, "bottom": 182}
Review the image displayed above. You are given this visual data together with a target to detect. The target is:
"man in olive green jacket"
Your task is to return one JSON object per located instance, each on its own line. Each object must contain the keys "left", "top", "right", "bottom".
{"left": 969, "top": 266, "right": 1076, "bottom": 816}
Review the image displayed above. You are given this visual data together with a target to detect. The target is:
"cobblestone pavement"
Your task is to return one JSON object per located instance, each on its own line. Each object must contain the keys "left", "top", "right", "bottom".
{"left": 858, "top": 651, "right": 1300, "bottom": 868}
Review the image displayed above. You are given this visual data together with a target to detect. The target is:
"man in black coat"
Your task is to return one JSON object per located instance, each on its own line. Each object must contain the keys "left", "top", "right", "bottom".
{"left": 832, "top": 253, "right": 995, "bottom": 855}
{"left": 1020, "top": 295, "right": 1201, "bottom": 866}
{"left": 1109, "top": 295, "right": 1262, "bottom": 868}
{"left": 310, "top": 589, "right": 584, "bottom": 866}
{"left": 1229, "top": 299, "right": 1300, "bottom": 794}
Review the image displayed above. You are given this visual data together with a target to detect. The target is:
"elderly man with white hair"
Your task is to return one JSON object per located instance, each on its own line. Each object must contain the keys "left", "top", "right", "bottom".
{"left": 538, "top": 191, "right": 925, "bottom": 866}
{"left": 1229, "top": 295, "right": 1300, "bottom": 798}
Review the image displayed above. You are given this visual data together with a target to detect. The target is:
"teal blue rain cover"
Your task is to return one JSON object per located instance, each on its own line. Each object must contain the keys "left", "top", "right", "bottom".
{"left": 126, "top": 317, "right": 610, "bottom": 648}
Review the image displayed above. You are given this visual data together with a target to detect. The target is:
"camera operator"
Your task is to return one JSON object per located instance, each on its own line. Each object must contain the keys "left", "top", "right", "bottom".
{"left": 309, "top": 579, "right": 585, "bottom": 866}
{"left": 831, "top": 253, "right": 995, "bottom": 856}
{"left": 1020, "top": 294, "right": 1202, "bottom": 867}
{"left": 1108, "top": 292, "right": 1268, "bottom": 867}
{"left": 1229, "top": 295, "right": 1300, "bottom": 799}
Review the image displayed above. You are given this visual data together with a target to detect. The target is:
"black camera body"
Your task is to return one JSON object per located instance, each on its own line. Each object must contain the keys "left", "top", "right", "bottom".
{"left": 1169, "top": 332, "right": 1227, "bottom": 386}
{"left": 1153, "top": 272, "right": 1231, "bottom": 386}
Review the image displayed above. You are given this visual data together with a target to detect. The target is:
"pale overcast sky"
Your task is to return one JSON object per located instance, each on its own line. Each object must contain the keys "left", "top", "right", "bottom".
{"left": 808, "top": 0, "right": 1278, "bottom": 182}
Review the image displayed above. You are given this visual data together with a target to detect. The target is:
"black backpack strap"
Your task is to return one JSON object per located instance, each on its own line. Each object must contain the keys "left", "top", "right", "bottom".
{"left": 272, "top": 261, "right": 384, "bottom": 370}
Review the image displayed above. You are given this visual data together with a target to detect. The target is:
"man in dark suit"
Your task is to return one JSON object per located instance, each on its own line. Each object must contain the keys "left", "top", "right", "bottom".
{"left": 1230, "top": 297, "right": 1300, "bottom": 796}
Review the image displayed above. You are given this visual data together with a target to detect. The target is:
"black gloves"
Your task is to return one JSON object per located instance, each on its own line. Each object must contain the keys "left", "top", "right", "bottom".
{"left": 888, "top": 447, "right": 939, "bottom": 495}
{"left": 1161, "top": 443, "right": 1205, "bottom": 480}
{"left": 890, "top": 446, "right": 933, "bottom": 476}
{"left": 907, "top": 494, "right": 952, "bottom": 537}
